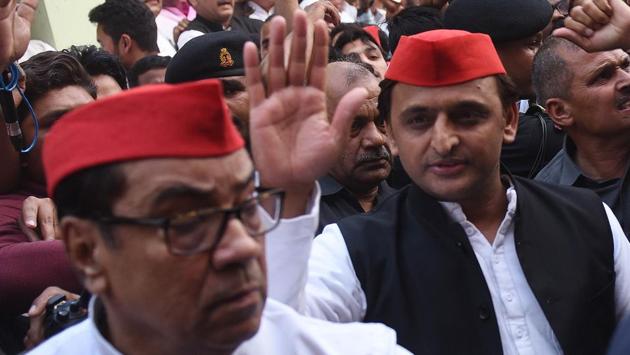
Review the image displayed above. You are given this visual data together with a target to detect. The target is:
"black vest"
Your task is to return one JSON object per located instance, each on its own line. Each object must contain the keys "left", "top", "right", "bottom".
{"left": 338, "top": 177, "right": 615, "bottom": 355}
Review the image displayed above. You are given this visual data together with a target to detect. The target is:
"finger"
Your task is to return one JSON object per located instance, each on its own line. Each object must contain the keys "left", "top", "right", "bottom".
{"left": 569, "top": 6, "right": 603, "bottom": 29}
{"left": 267, "top": 16, "right": 287, "bottom": 95}
{"left": 581, "top": 0, "right": 613, "bottom": 24}
{"left": 593, "top": 0, "right": 614, "bottom": 15}
{"left": 553, "top": 26, "right": 593, "bottom": 48}
{"left": 18, "top": 216, "right": 41, "bottom": 242}
{"left": 244, "top": 41, "right": 265, "bottom": 109}
{"left": 38, "top": 198, "right": 56, "bottom": 240}
{"left": 16, "top": 0, "right": 38, "bottom": 23}
{"left": 562, "top": 16, "right": 595, "bottom": 36}
{"left": 308, "top": 20, "right": 329, "bottom": 90}
{"left": 325, "top": 3, "right": 341, "bottom": 26}
{"left": 288, "top": 10, "right": 308, "bottom": 86}
{"left": 22, "top": 196, "right": 38, "bottom": 228}
{"left": 52, "top": 205, "right": 60, "bottom": 240}
{"left": 330, "top": 87, "right": 368, "bottom": 141}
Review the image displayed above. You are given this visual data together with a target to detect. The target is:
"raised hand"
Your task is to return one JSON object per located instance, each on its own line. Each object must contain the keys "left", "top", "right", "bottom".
{"left": 244, "top": 10, "right": 367, "bottom": 212}
{"left": 554, "top": 0, "right": 630, "bottom": 51}
{"left": 0, "top": 0, "right": 38, "bottom": 70}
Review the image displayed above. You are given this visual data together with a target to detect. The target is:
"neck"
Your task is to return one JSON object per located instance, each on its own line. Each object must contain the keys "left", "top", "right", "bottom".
{"left": 571, "top": 134, "right": 630, "bottom": 181}
{"left": 125, "top": 49, "right": 158, "bottom": 70}
{"left": 350, "top": 185, "right": 380, "bottom": 212}
{"left": 458, "top": 174, "right": 507, "bottom": 244}
{"left": 103, "top": 299, "right": 236, "bottom": 355}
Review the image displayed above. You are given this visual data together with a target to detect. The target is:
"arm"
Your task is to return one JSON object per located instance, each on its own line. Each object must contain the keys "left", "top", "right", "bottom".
{"left": 605, "top": 203, "right": 630, "bottom": 319}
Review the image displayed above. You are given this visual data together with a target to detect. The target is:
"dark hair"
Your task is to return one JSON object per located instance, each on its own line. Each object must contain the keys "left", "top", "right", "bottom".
{"left": 378, "top": 74, "right": 519, "bottom": 124}
{"left": 62, "top": 45, "right": 128, "bottom": 90}
{"left": 128, "top": 55, "right": 171, "bottom": 87}
{"left": 330, "top": 23, "right": 386, "bottom": 58}
{"left": 18, "top": 52, "right": 97, "bottom": 121}
{"left": 329, "top": 53, "right": 378, "bottom": 79}
{"left": 54, "top": 164, "right": 127, "bottom": 246}
{"left": 387, "top": 6, "right": 443, "bottom": 53}
{"left": 532, "top": 36, "right": 580, "bottom": 106}
{"left": 88, "top": 0, "right": 159, "bottom": 53}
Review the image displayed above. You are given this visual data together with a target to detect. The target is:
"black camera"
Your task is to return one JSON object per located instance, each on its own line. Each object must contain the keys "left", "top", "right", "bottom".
{"left": 43, "top": 293, "right": 89, "bottom": 339}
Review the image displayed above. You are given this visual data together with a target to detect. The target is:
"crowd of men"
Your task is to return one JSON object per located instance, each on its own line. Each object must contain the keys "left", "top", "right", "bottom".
{"left": 0, "top": 0, "right": 629, "bottom": 354}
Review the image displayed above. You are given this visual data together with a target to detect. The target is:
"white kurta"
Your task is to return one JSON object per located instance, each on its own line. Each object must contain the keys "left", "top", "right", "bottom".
{"left": 28, "top": 297, "right": 410, "bottom": 355}
{"left": 267, "top": 186, "right": 630, "bottom": 355}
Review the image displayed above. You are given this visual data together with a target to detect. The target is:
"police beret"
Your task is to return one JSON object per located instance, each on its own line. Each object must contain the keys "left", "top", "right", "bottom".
{"left": 165, "top": 31, "right": 249, "bottom": 83}
{"left": 443, "top": 0, "right": 553, "bottom": 43}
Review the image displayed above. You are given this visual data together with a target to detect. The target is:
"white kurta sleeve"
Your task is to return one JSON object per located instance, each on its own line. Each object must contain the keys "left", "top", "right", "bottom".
{"left": 605, "top": 203, "right": 630, "bottom": 319}
{"left": 176, "top": 29, "right": 204, "bottom": 49}
{"left": 265, "top": 184, "right": 367, "bottom": 322}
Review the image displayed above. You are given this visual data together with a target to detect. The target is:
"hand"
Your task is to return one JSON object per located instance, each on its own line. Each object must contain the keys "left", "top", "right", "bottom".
{"left": 173, "top": 18, "right": 190, "bottom": 46}
{"left": 19, "top": 196, "right": 59, "bottom": 241}
{"left": 244, "top": 11, "right": 367, "bottom": 214}
{"left": 0, "top": 0, "right": 38, "bottom": 70}
{"left": 23, "top": 286, "right": 79, "bottom": 350}
{"left": 554, "top": 0, "right": 630, "bottom": 51}
{"left": 409, "top": 0, "right": 448, "bottom": 9}
{"left": 305, "top": 0, "right": 340, "bottom": 29}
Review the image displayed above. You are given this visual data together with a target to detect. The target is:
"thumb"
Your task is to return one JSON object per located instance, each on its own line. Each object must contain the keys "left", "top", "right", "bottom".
{"left": 330, "top": 87, "right": 368, "bottom": 140}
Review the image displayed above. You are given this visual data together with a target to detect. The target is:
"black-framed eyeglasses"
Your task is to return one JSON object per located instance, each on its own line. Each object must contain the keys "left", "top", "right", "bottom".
{"left": 91, "top": 188, "right": 285, "bottom": 256}
{"left": 551, "top": 0, "right": 570, "bottom": 16}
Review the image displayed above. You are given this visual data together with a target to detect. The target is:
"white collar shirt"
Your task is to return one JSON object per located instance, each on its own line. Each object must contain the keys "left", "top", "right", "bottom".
{"left": 247, "top": 1, "right": 274, "bottom": 21}
{"left": 439, "top": 187, "right": 563, "bottom": 355}
{"left": 266, "top": 184, "right": 630, "bottom": 354}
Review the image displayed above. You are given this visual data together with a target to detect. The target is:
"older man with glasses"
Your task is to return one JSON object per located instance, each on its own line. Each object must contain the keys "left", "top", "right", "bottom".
{"left": 28, "top": 12, "right": 410, "bottom": 355}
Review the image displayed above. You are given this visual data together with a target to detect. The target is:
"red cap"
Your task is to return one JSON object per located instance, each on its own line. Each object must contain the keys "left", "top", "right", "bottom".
{"left": 385, "top": 29, "right": 506, "bottom": 87}
{"left": 363, "top": 25, "right": 381, "bottom": 48}
{"left": 43, "top": 79, "right": 244, "bottom": 196}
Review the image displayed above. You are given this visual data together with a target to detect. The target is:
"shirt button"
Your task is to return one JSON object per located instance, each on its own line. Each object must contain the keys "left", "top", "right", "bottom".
{"left": 478, "top": 306, "right": 490, "bottom": 320}
{"left": 465, "top": 227, "right": 474, "bottom": 235}
{"left": 506, "top": 293, "right": 513, "bottom": 302}
{"left": 516, "top": 328, "right": 524, "bottom": 339}
{"left": 494, "top": 256, "right": 500, "bottom": 265}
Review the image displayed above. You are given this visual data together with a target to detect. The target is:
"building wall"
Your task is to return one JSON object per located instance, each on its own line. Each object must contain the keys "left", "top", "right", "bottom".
{"left": 31, "top": 0, "right": 102, "bottom": 51}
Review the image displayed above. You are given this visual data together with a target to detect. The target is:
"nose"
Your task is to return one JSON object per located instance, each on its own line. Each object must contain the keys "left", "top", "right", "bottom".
{"left": 361, "top": 121, "right": 387, "bottom": 148}
{"left": 212, "top": 217, "right": 262, "bottom": 270}
{"left": 617, "top": 70, "right": 630, "bottom": 92}
{"left": 430, "top": 113, "right": 459, "bottom": 156}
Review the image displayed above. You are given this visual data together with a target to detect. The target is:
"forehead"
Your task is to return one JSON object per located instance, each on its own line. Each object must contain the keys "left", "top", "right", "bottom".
{"left": 391, "top": 77, "right": 502, "bottom": 112}
{"left": 565, "top": 49, "right": 628, "bottom": 77}
{"left": 115, "top": 150, "right": 253, "bottom": 211}
{"left": 36, "top": 86, "right": 94, "bottom": 114}
{"left": 342, "top": 39, "right": 378, "bottom": 54}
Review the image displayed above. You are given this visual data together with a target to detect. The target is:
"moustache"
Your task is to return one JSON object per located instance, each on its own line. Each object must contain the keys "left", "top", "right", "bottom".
{"left": 615, "top": 92, "right": 630, "bottom": 110}
{"left": 357, "top": 146, "right": 392, "bottom": 164}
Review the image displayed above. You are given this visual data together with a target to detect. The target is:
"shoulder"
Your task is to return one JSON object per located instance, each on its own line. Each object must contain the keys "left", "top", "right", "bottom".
{"left": 514, "top": 176, "right": 603, "bottom": 206}
{"left": 28, "top": 320, "right": 97, "bottom": 355}
{"left": 534, "top": 149, "right": 568, "bottom": 183}
{"left": 237, "top": 299, "right": 404, "bottom": 355}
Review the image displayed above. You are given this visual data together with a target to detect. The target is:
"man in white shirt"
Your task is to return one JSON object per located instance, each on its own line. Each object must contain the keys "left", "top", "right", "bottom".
{"left": 264, "top": 29, "right": 630, "bottom": 355}
{"left": 29, "top": 12, "right": 409, "bottom": 355}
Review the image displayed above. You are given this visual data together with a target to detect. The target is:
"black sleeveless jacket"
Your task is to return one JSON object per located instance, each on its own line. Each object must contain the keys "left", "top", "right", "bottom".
{"left": 338, "top": 177, "right": 615, "bottom": 355}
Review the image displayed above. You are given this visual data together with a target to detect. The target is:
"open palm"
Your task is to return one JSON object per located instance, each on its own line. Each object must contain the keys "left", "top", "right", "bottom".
{"left": 244, "top": 11, "right": 367, "bottom": 189}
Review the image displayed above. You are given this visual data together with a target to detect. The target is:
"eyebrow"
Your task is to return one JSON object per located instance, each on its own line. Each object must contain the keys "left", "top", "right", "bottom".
{"left": 586, "top": 55, "right": 629, "bottom": 83}
{"left": 151, "top": 169, "right": 256, "bottom": 207}
{"left": 38, "top": 109, "right": 73, "bottom": 128}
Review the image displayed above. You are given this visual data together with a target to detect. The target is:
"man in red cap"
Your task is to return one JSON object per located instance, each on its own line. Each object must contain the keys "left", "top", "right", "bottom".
{"left": 29, "top": 12, "right": 411, "bottom": 355}
{"left": 266, "top": 29, "right": 630, "bottom": 355}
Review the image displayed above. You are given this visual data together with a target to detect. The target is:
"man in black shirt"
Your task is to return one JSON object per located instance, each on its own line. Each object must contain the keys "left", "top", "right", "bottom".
{"left": 533, "top": 37, "right": 630, "bottom": 237}
{"left": 178, "top": 0, "right": 262, "bottom": 48}
{"left": 318, "top": 61, "right": 395, "bottom": 232}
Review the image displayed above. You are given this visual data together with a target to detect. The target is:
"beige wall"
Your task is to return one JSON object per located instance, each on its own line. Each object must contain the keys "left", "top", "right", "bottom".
{"left": 31, "top": 0, "right": 103, "bottom": 50}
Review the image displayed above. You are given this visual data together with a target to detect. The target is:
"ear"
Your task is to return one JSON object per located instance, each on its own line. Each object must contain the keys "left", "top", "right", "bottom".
{"left": 385, "top": 121, "right": 399, "bottom": 157}
{"left": 118, "top": 34, "right": 133, "bottom": 54}
{"left": 545, "top": 98, "right": 574, "bottom": 130}
{"left": 60, "top": 217, "right": 109, "bottom": 296}
{"left": 502, "top": 101, "right": 519, "bottom": 145}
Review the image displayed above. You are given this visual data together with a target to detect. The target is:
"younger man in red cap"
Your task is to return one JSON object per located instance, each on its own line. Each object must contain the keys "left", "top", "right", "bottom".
{"left": 267, "top": 29, "right": 630, "bottom": 355}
